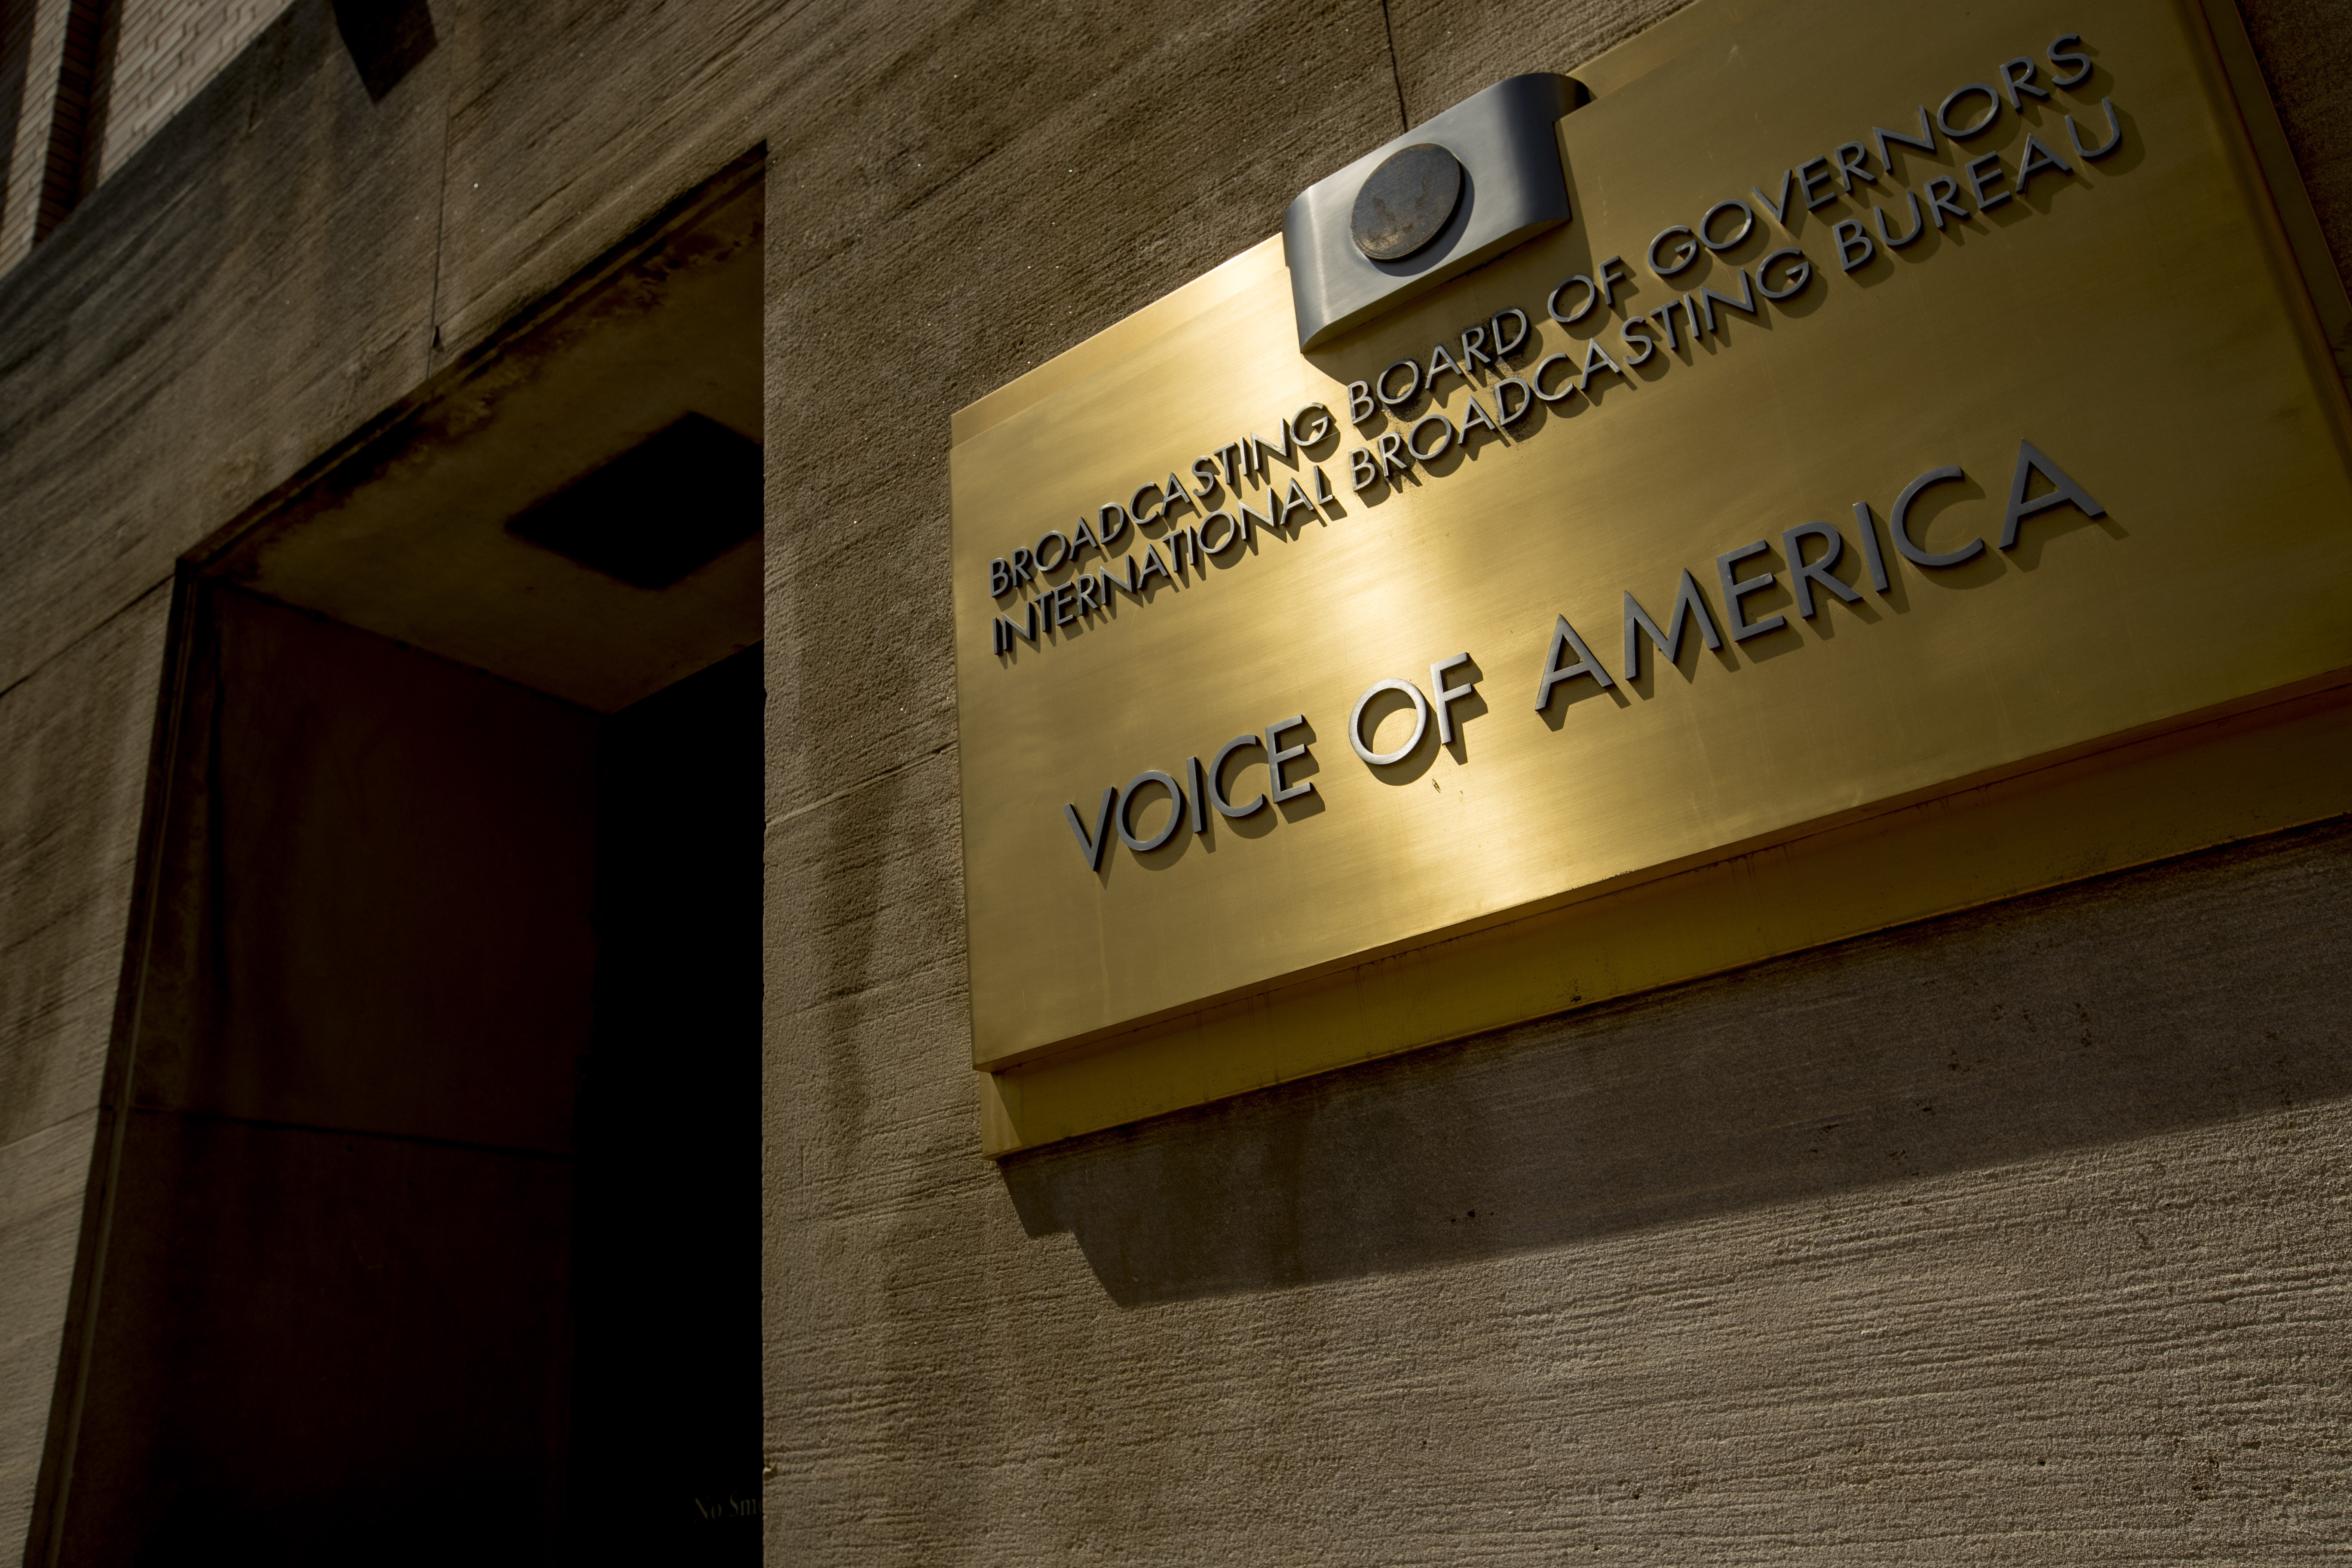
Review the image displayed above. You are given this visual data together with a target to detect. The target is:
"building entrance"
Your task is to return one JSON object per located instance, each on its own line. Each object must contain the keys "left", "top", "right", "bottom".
{"left": 31, "top": 159, "right": 766, "bottom": 1565}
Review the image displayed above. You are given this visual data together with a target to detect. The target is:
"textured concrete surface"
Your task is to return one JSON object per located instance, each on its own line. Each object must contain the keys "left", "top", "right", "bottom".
{"left": 0, "top": 1116, "right": 96, "bottom": 1562}
{"left": 2244, "top": 0, "right": 2352, "bottom": 270}
{"left": 0, "top": 0, "right": 2345, "bottom": 1561}
{"left": 772, "top": 823, "right": 2352, "bottom": 1563}
{"left": 0, "top": 0, "right": 444, "bottom": 699}
{"left": 0, "top": 589, "right": 166, "bottom": 1553}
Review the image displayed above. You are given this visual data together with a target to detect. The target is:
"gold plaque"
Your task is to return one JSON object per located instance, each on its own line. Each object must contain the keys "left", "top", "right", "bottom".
{"left": 952, "top": 0, "right": 2352, "bottom": 1152}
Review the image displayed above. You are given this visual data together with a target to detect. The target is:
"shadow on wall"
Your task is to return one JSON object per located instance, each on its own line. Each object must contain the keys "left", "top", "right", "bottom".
{"left": 1002, "top": 816, "right": 2352, "bottom": 1308}
{"left": 330, "top": 0, "right": 437, "bottom": 101}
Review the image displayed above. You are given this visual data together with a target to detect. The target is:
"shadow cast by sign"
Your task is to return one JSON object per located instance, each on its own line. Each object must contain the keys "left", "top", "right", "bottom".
{"left": 1001, "top": 820, "right": 2352, "bottom": 1308}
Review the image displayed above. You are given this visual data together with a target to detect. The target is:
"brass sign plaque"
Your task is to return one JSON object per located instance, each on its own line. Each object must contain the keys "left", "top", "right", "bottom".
{"left": 951, "top": 0, "right": 2352, "bottom": 1152}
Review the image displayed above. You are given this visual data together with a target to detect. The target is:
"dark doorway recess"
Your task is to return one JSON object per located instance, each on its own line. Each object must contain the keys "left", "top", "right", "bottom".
{"left": 574, "top": 644, "right": 766, "bottom": 1560}
{"left": 29, "top": 155, "right": 766, "bottom": 1565}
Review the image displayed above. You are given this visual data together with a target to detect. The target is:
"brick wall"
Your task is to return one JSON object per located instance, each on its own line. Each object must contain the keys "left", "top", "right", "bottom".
{"left": 0, "top": 0, "right": 293, "bottom": 267}
{"left": 0, "top": 0, "right": 68, "bottom": 267}
{"left": 96, "top": 0, "right": 292, "bottom": 178}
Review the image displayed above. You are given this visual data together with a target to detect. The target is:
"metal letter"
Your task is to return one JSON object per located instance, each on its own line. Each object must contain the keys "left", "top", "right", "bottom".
{"left": 1377, "top": 358, "right": 1424, "bottom": 409}
{"left": 2000, "top": 55, "right": 2049, "bottom": 110}
{"left": 1781, "top": 522, "right": 1861, "bottom": 617}
{"left": 1209, "top": 734, "right": 1268, "bottom": 818}
{"left": 1701, "top": 198, "right": 1756, "bottom": 251}
{"left": 1871, "top": 108, "right": 1938, "bottom": 174}
{"left": 1621, "top": 571, "right": 1723, "bottom": 680}
{"left": 1531, "top": 353, "right": 1580, "bottom": 402}
{"left": 1648, "top": 225, "right": 1700, "bottom": 278}
{"left": 1852, "top": 501, "right": 1893, "bottom": 592}
{"left": 1937, "top": 83, "right": 2001, "bottom": 140}
{"left": 1407, "top": 413, "right": 1455, "bottom": 462}
{"left": 1923, "top": 176, "right": 1970, "bottom": 229}
{"left": 1548, "top": 274, "right": 1599, "bottom": 325}
{"left": 1349, "top": 679, "right": 1430, "bottom": 767}
{"left": 1694, "top": 269, "right": 1759, "bottom": 335}
{"left": 1430, "top": 652, "right": 1477, "bottom": 744}
{"left": 1833, "top": 219, "right": 1874, "bottom": 272}
{"left": 1103, "top": 556, "right": 1143, "bottom": 603}
{"left": 1888, "top": 465, "right": 1982, "bottom": 567}
{"left": 1597, "top": 254, "right": 1634, "bottom": 308}
{"left": 1237, "top": 493, "right": 1276, "bottom": 542}
{"left": 1266, "top": 714, "right": 1316, "bottom": 804}
{"left": 1796, "top": 156, "right": 1836, "bottom": 211}
{"left": 1534, "top": 615, "right": 1614, "bottom": 710}
{"left": 1757, "top": 248, "right": 1812, "bottom": 300}
{"left": 2067, "top": 98, "right": 2122, "bottom": 159}
{"left": 1117, "top": 771, "right": 1186, "bottom": 854}
{"left": 1459, "top": 323, "right": 1493, "bottom": 371}
{"left": 1065, "top": 787, "right": 1116, "bottom": 871}
{"left": 1876, "top": 190, "right": 1926, "bottom": 248}
{"left": 2000, "top": 439, "right": 2107, "bottom": 548}
{"left": 1966, "top": 151, "right": 2012, "bottom": 210}
{"left": 1490, "top": 307, "right": 1531, "bottom": 359}
{"left": 1715, "top": 540, "right": 1788, "bottom": 643}
{"left": 2015, "top": 133, "right": 2076, "bottom": 193}
{"left": 2049, "top": 34, "right": 2093, "bottom": 88}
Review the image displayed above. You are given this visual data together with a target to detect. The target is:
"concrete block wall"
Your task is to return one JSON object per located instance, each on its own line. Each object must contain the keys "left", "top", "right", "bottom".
{"left": 0, "top": 0, "right": 2345, "bottom": 1560}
